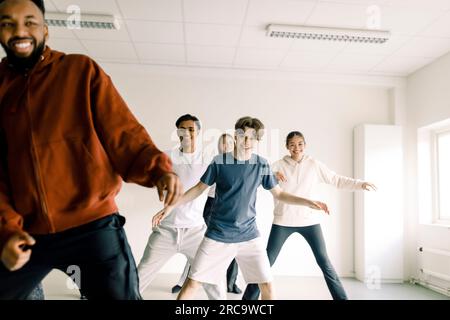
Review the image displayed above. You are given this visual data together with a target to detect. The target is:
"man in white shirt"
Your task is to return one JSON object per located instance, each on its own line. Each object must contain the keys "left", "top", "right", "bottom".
{"left": 137, "top": 114, "right": 224, "bottom": 299}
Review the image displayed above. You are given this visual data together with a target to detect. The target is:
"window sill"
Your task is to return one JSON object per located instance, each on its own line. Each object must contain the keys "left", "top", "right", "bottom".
{"left": 419, "top": 222, "right": 450, "bottom": 229}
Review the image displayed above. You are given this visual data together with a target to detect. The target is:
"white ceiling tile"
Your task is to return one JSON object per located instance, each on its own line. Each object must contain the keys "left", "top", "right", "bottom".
{"left": 44, "top": 0, "right": 58, "bottom": 11}
{"left": 418, "top": 11, "right": 450, "bottom": 38}
{"left": 290, "top": 38, "right": 348, "bottom": 54}
{"left": 184, "top": 0, "right": 248, "bottom": 25}
{"left": 281, "top": 51, "right": 335, "bottom": 69}
{"left": 47, "top": 38, "right": 87, "bottom": 55}
{"left": 239, "top": 26, "right": 294, "bottom": 49}
{"left": 379, "top": 5, "right": 443, "bottom": 36}
{"left": 306, "top": 2, "right": 368, "bottom": 29}
{"left": 372, "top": 55, "right": 435, "bottom": 75}
{"left": 47, "top": 25, "right": 76, "bottom": 39}
{"left": 140, "top": 60, "right": 186, "bottom": 67}
{"left": 246, "top": 0, "right": 317, "bottom": 27}
{"left": 326, "top": 53, "right": 386, "bottom": 71}
{"left": 82, "top": 40, "right": 138, "bottom": 61}
{"left": 43, "top": 1, "right": 450, "bottom": 74}
{"left": 126, "top": 21, "right": 184, "bottom": 43}
{"left": 340, "top": 35, "right": 410, "bottom": 55}
{"left": 134, "top": 43, "right": 185, "bottom": 62}
{"left": 51, "top": 0, "right": 122, "bottom": 15}
{"left": 187, "top": 46, "right": 235, "bottom": 65}
{"left": 185, "top": 24, "right": 241, "bottom": 46}
{"left": 116, "top": 0, "right": 182, "bottom": 21}
{"left": 382, "top": 0, "right": 450, "bottom": 11}
{"left": 319, "top": 0, "right": 385, "bottom": 4}
{"left": 234, "top": 48, "right": 287, "bottom": 67}
{"left": 392, "top": 37, "right": 450, "bottom": 58}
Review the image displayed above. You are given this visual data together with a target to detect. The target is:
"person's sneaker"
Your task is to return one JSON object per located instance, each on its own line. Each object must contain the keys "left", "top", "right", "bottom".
{"left": 227, "top": 284, "right": 242, "bottom": 294}
{"left": 171, "top": 285, "right": 182, "bottom": 294}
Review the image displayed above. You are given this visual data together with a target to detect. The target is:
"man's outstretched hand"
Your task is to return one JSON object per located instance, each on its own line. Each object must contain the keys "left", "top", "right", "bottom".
{"left": 1, "top": 230, "right": 35, "bottom": 271}
{"left": 156, "top": 173, "right": 182, "bottom": 206}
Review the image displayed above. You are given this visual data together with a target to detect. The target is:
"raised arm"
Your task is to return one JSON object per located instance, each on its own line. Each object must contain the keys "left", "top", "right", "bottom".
{"left": 88, "top": 59, "right": 181, "bottom": 205}
{"left": 270, "top": 185, "right": 329, "bottom": 214}
{"left": 152, "top": 181, "right": 209, "bottom": 227}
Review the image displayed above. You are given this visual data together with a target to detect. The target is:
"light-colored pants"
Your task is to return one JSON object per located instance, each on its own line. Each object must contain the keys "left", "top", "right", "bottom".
{"left": 190, "top": 237, "right": 273, "bottom": 285}
{"left": 176, "top": 261, "right": 190, "bottom": 287}
{"left": 138, "top": 223, "right": 226, "bottom": 299}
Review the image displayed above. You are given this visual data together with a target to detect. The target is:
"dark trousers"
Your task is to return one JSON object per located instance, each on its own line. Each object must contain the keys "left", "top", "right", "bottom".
{"left": 242, "top": 224, "right": 348, "bottom": 300}
{"left": 0, "top": 214, "right": 141, "bottom": 300}
{"left": 203, "top": 196, "right": 238, "bottom": 289}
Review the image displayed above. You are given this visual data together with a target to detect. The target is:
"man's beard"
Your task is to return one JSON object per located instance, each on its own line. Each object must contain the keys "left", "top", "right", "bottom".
{"left": 1, "top": 39, "right": 46, "bottom": 72}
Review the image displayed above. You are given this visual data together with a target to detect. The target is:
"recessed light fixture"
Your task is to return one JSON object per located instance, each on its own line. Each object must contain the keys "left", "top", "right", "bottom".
{"left": 266, "top": 24, "right": 390, "bottom": 44}
{"left": 45, "top": 12, "right": 120, "bottom": 30}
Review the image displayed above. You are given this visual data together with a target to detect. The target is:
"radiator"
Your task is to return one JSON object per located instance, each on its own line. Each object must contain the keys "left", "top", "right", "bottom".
{"left": 415, "top": 246, "right": 450, "bottom": 296}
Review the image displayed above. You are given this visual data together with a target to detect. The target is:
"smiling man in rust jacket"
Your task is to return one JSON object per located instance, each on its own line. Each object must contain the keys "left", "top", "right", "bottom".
{"left": 0, "top": 0, "right": 181, "bottom": 299}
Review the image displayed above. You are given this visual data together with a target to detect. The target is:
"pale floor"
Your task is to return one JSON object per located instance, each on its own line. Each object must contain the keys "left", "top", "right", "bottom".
{"left": 41, "top": 270, "right": 450, "bottom": 300}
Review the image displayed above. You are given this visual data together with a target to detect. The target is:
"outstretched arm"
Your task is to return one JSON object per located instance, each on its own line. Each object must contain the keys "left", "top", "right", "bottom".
{"left": 316, "top": 160, "right": 377, "bottom": 192}
{"left": 270, "top": 185, "right": 329, "bottom": 214}
{"left": 89, "top": 58, "right": 175, "bottom": 197}
{"left": 152, "top": 181, "right": 209, "bottom": 227}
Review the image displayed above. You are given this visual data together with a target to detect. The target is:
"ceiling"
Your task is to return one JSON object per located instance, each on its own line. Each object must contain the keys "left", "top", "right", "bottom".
{"left": 3, "top": 0, "right": 450, "bottom": 77}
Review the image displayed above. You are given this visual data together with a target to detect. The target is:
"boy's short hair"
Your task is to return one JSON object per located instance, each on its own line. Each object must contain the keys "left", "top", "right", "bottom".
{"left": 0, "top": 0, "right": 46, "bottom": 15}
{"left": 234, "top": 116, "right": 265, "bottom": 141}
{"left": 175, "top": 114, "right": 201, "bottom": 130}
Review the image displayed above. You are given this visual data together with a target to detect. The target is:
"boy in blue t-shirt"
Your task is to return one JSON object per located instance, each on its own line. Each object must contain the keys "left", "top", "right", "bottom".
{"left": 153, "top": 117, "right": 329, "bottom": 300}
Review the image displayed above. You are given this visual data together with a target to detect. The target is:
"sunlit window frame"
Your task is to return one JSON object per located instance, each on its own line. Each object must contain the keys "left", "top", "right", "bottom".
{"left": 433, "top": 129, "right": 450, "bottom": 224}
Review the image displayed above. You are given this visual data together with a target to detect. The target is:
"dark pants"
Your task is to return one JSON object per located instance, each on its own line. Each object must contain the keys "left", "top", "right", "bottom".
{"left": 242, "top": 224, "right": 348, "bottom": 300}
{"left": 0, "top": 214, "right": 141, "bottom": 300}
{"left": 203, "top": 196, "right": 238, "bottom": 289}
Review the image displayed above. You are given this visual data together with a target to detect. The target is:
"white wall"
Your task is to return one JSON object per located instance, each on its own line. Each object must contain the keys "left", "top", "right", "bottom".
{"left": 100, "top": 63, "right": 393, "bottom": 277}
{"left": 405, "top": 52, "right": 450, "bottom": 286}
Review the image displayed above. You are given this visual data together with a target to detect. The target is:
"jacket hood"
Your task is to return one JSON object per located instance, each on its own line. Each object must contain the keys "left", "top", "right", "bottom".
{"left": 282, "top": 154, "right": 309, "bottom": 166}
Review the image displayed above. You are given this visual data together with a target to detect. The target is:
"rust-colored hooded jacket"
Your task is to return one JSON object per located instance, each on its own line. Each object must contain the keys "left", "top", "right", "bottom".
{"left": 0, "top": 47, "right": 172, "bottom": 250}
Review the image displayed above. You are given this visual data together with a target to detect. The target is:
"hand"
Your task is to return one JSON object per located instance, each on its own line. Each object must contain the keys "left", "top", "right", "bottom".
{"left": 362, "top": 182, "right": 377, "bottom": 191}
{"left": 156, "top": 173, "right": 182, "bottom": 206}
{"left": 152, "top": 206, "right": 174, "bottom": 228}
{"left": 309, "top": 201, "right": 330, "bottom": 215}
{"left": 275, "top": 171, "right": 287, "bottom": 183}
{"left": 1, "top": 230, "right": 35, "bottom": 271}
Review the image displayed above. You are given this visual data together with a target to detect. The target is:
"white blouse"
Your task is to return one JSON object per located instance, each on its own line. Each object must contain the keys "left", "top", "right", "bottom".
{"left": 272, "top": 155, "right": 363, "bottom": 227}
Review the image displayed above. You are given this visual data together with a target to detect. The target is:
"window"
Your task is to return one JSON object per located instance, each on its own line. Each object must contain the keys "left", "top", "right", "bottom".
{"left": 417, "top": 119, "right": 450, "bottom": 225}
{"left": 436, "top": 130, "right": 450, "bottom": 221}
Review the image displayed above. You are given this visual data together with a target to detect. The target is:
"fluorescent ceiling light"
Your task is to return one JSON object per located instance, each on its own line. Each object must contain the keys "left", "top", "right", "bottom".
{"left": 45, "top": 12, "right": 120, "bottom": 30}
{"left": 266, "top": 24, "right": 390, "bottom": 44}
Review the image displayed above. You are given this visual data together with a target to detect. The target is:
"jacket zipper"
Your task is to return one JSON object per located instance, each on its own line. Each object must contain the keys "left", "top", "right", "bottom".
{"left": 30, "top": 143, "right": 51, "bottom": 230}
{"left": 24, "top": 72, "right": 52, "bottom": 232}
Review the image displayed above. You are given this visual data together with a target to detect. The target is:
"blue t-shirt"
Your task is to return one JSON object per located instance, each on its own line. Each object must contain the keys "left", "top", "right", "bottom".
{"left": 200, "top": 152, "right": 278, "bottom": 243}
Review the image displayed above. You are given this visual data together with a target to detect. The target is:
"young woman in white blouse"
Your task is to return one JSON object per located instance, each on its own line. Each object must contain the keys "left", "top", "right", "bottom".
{"left": 242, "top": 131, "right": 376, "bottom": 300}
